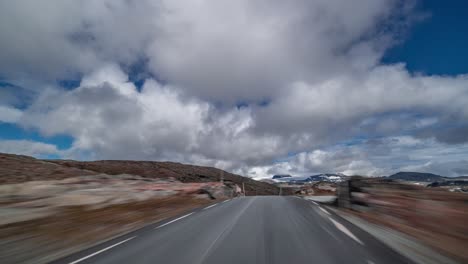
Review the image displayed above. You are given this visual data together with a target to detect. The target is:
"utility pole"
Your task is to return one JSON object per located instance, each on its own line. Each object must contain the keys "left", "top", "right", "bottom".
{"left": 242, "top": 182, "right": 246, "bottom": 196}
{"left": 279, "top": 186, "right": 282, "bottom": 196}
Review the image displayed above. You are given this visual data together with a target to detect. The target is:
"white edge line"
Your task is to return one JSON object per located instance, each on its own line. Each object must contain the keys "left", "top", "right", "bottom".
{"left": 155, "top": 212, "right": 194, "bottom": 229}
{"left": 222, "top": 199, "right": 231, "bottom": 203}
{"left": 318, "top": 206, "right": 331, "bottom": 215}
{"left": 203, "top": 203, "right": 218, "bottom": 210}
{"left": 329, "top": 218, "right": 364, "bottom": 245}
{"left": 68, "top": 236, "right": 136, "bottom": 264}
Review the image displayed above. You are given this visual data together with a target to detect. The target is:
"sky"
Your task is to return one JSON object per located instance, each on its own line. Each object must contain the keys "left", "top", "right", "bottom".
{"left": 0, "top": 0, "right": 467, "bottom": 178}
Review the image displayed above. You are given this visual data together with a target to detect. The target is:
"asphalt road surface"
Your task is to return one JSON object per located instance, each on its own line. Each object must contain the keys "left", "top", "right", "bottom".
{"left": 52, "top": 196, "right": 413, "bottom": 264}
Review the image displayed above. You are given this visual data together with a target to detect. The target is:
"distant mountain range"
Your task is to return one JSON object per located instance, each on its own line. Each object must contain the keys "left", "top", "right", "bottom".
{"left": 271, "top": 171, "right": 468, "bottom": 184}
{"left": 388, "top": 172, "right": 446, "bottom": 182}
{"left": 271, "top": 173, "right": 347, "bottom": 183}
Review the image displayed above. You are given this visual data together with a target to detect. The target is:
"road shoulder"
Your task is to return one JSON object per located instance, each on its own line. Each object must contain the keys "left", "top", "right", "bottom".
{"left": 329, "top": 207, "right": 459, "bottom": 264}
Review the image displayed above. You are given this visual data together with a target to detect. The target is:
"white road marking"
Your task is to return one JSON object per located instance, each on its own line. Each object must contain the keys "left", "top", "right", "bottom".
{"left": 203, "top": 203, "right": 218, "bottom": 210}
{"left": 222, "top": 199, "right": 231, "bottom": 203}
{"left": 68, "top": 236, "right": 136, "bottom": 264}
{"left": 329, "top": 218, "right": 364, "bottom": 245}
{"left": 311, "top": 201, "right": 318, "bottom": 205}
{"left": 318, "top": 207, "right": 331, "bottom": 215}
{"left": 155, "top": 212, "right": 194, "bottom": 229}
{"left": 367, "top": 260, "right": 375, "bottom": 264}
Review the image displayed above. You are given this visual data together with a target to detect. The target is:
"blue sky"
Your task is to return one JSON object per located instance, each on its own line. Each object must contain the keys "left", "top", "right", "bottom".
{"left": 0, "top": 0, "right": 467, "bottom": 177}
{"left": 0, "top": 123, "right": 73, "bottom": 150}
{"left": 383, "top": 0, "right": 468, "bottom": 75}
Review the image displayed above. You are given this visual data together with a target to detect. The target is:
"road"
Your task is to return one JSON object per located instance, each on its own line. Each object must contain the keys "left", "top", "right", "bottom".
{"left": 52, "top": 196, "right": 413, "bottom": 264}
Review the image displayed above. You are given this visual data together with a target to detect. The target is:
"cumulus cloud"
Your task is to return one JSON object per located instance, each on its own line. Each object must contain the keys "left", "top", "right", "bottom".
{"left": 146, "top": 0, "right": 400, "bottom": 102}
{"left": 0, "top": 0, "right": 411, "bottom": 98}
{"left": 0, "top": 105, "right": 22, "bottom": 123}
{"left": 241, "top": 147, "right": 385, "bottom": 179}
{"left": 0, "top": 0, "right": 161, "bottom": 80}
{"left": 16, "top": 65, "right": 284, "bottom": 169}
{"left": 0, "top": 0, "right": 467, "bottom": 177}
{"left": 19, "top": 65, "right": 206, "bottom": 159}
{"left": 243, "top": 136, "right": 468, "bottom": 178}
{"left": 0, "top": 140, "right": 61, "bottom": 157}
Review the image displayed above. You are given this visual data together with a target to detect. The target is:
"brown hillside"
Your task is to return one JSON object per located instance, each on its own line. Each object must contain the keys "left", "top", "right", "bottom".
{"left": 0, "top": 153, "right": 282, "bottom": 195}
{"left": 0, "top": 153, "right": 96, "bottom": 184}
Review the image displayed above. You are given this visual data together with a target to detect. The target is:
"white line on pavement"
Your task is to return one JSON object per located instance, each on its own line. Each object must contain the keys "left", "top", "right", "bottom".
{"left": 203, "top": 203, "right": 218, "bottom": 210}
{"left": 155, "top": 212, "right": 194, "bottom": 229}
{"left": 68, "top": 236, "right": 136, "bottom": 264}
{"left": 222, "top": 199, "right": 231, "bottom": 203}
{"left": 318, "top": 207, "right": 331, "bottom": 215}
{"left": 329, "top": 218, "right": 364, "bottom": 245}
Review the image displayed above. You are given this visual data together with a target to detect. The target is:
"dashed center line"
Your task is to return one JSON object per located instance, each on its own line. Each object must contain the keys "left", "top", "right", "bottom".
{"left": 68, "top": 236, "right": 136, "bottom": 264}
{"left": 203, "top": 203, "right": 218, "bottom": 210}
{"left": 155, "top": 212, "right": 194, "bottom": 229}
{"left": 329, "top": 218, "right": 364, "bottom": 245}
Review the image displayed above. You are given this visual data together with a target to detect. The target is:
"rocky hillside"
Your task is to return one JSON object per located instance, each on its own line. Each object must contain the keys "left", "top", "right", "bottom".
{"left": 0, "top": 153, "right": 280, "bottom": 195}
{"left": 0, "top": 153, "right": 97, "bottom": 184}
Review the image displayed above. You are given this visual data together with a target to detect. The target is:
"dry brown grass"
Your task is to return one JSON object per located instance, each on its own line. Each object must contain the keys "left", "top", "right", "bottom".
{"left": 0, "top": 195, "right": 213, "bottom": 264}
{"left": 347, "top": 187, "right": 468, "bottom": 263}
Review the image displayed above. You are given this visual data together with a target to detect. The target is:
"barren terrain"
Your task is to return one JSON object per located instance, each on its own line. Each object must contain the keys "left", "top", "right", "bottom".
{"left": 0, "top": 153, "right": 282, "bottom": 263}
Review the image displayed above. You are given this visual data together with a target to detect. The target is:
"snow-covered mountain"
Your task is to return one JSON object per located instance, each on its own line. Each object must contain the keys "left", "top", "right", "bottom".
{"left": 271, "top": 173, "right": 347, "bottom": 183}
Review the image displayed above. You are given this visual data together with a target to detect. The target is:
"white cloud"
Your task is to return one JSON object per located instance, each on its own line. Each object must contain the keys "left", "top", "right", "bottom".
{"left": 0, "top": 1, "right": 467, "bottom": 178}
{"left": 0, "top": 0, "right": 409, "bottom": 100}
{"left": 0, "top": 105, "right": 23, "bottom": 123}
{"left": 244, "top": 135, "right": 468, "bottom": 179}
{"left": 0, "top": 140, "right": 61, "bottom": 157}
{"left": 17, "top": 65, "right": 283, "bottom": 168}
{"left": 146, "top": 0, "right": 406, "bottom": 102}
